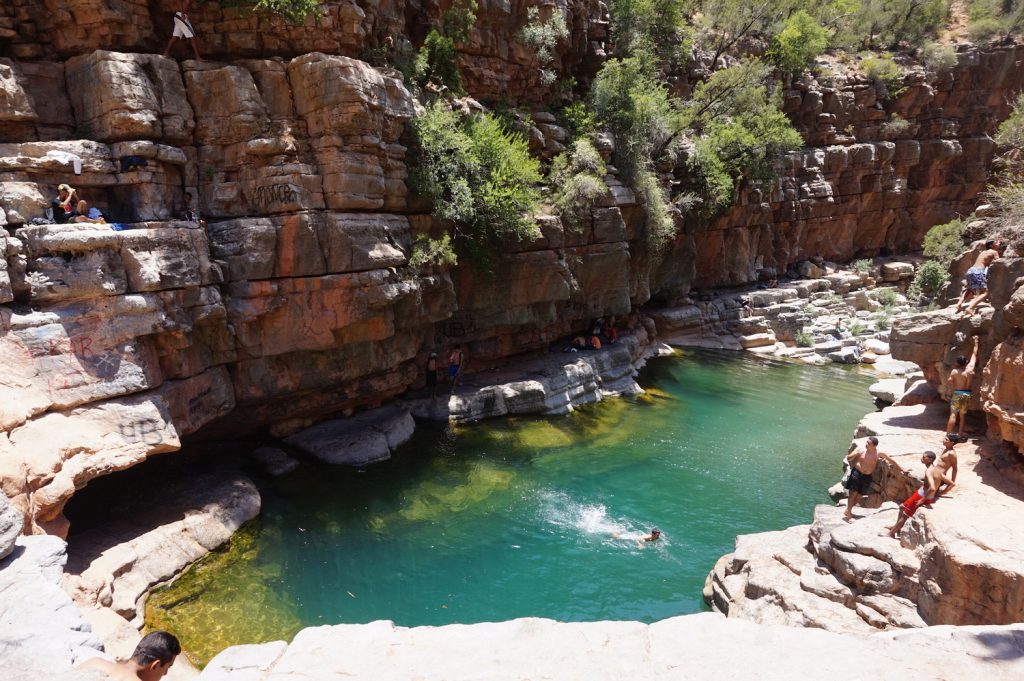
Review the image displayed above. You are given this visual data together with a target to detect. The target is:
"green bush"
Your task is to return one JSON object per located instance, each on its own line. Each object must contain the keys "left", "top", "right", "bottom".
{"left": 849, "top": 321, "right": 867, "bottom": 336}
{"left": 519, "top": 6, "right": 569, "bottom": 85}
{"left": 408, "top": 102, "right": 541, "bottom": 268}
{"left": 609, "top": 0, "right": 693, "bottom": 66}
{"left": 880, "top": 114, "right": 911, "bottom": 138}
{"left": 875, "top": 313, "right": 891, "bottom": 330}
{"left": 634, "top": 168, "right": 677, "bottom": 253}
{"left": 415, "top": 30, "right": 463, "bottom": 93}
{"left": 408, "top": 233, "right": 458, "bottom": 271}
{"left": 769, "top": 10, "right": 829, "bottom": 73}
{"left": 860, "top": 55, "right": 907, "bottom": 99}
{"left": 795, "top": 329, "right": 815, "bottom": 347}
{"left": 549, "top": 139, "right": 609, "bottom": 229}
{"left": 247, "top": 0, "right": 323, "bottom": 22}
{"left": 922, "top": 218, "right": 966, "bottom": 266}
{"left": 919, "top": 41, "right": 958, "bottom": 72}
{"left": 875, "top": 287, "right": 899, "bottom": 308}
{"left": 967, "top": 0, "right": 1024, "bottom": 41}
{"left": 832, "top": 0, "right": 950, "bottom": 51}
{"left": 560, "top": 102, "right": 597, "bottom": 140}
{"left": 912, "top": 259, "right": 949, "bottom": 296}
{"left": 852, "top": 258, "right": 873, "bottom": 273}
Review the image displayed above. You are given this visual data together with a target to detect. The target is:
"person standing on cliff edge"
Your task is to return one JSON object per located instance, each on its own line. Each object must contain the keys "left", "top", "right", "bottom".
{"left": 843, "top": 436, "right": 905, "bottom": 521}
{"left": 946, "top": 335, "right": 980, "bottom": 439}
{"left": 77, "top": 630, "right": 180, "bottom": 680}
{"left": 163, "top": 0, "right": 202, "bottom": 61}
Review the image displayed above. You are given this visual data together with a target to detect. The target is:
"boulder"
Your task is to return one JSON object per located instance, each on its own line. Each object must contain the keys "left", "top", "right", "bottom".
{"left": 870, "top": 379, "right": 907, "bottom": 404}
{"left": 0, "top": 491, "right": 23, "bottom": 559}
{"left": 249, "top": 447, "right": 299, "bottom": 477}
{"left": 881, "top": 262, "right": 915, "bottom": 281}
{"left": 284, "top": 405, "right": 415, "bottom": 466}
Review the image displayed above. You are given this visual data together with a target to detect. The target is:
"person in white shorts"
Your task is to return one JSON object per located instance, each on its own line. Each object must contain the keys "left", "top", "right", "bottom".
{"left": 163, "top": 0, "right": 201, "bottom": 60}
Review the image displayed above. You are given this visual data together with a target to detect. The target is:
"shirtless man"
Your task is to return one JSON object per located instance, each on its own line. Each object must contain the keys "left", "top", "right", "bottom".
{"left": 956, "top": 240, "right": 1004, "bottom": 315}
{"left": 77, "top": 630, "right": 180, "bottom": 680}
{"left": 448, "top": 344, "right": 465, "bottom": 390}
{"left": 887, "top": 452, "right": 956, "bottom": 538}
{"left": 843, "top": 436, "right": 905, "bottom": 521}
{"left": 636, "top": 528, "right": 661, "bottom": 548}
{"left": 937, "top": 433, "right": 959, "bottom": 492}
{"left": 946, "top": 336, "right": 979, "bottom": 439}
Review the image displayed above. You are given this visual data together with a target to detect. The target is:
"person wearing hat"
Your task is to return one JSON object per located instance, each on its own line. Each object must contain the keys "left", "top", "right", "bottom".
{"left": 52, "top": 184, "right": 79, "bottom": 223}
{"left": 425, "top": 352, "right": 438, "bottom": 397}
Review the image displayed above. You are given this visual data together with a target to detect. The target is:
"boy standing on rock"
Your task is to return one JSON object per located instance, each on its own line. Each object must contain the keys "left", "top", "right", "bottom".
{"left": 843, "top": 436, "right": 905, "bottom": 521}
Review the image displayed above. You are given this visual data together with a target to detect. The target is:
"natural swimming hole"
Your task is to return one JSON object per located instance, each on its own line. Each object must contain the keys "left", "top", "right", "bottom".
{"left": 145, "top": 349, "right": 877, "bottom": 665}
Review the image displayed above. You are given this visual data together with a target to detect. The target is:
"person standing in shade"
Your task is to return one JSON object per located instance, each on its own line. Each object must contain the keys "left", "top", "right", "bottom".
{"left": 887, "top": 452, "right": 955, "bottom": 539}
{"left": 448, "top": 344, "right": 464, "bottom": 391}
{"left": 946, "top": 335, "right": 980, "bottom": 439}
{"left": 843, "top": 436, "right": 905, "bottom": 521}
{"left": 425, "top": 352, "right": 438, "bottom": 397}
{"left": 77, "top": 630, "right": 180, "bottom": 680}
{"left": 163, "top": 0, "right": 201, "bottom": 61}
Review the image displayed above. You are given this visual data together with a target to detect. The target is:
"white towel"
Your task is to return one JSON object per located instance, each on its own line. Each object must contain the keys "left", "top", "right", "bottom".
{"left": 44, "top": 150, "right": 83, "bottom": 175}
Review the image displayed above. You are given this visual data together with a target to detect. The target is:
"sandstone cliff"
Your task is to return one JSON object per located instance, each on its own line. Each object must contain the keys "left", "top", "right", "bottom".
{"left": 2, "top": 3, "right": 1023, "bottom": 540}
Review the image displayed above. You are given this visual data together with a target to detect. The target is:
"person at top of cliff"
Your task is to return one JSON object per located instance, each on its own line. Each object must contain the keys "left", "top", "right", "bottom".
{"left": 946, "top": 335, "right": 980, "bottom": 439}
{"left": 163, "top": 0, "right": 201, "bottom": 61}
{"left": 886, "top": 452, "right": 955, "bottom": 539}
{"left": 77, "top": 630, "right": 180, "bottom": 680}
{"left": 842, "top": 436, "right": 905, "bottom": 521}
{"left": 955, "top": 240, "right": 1004, "bottom": 316}
{"left": 448, "top": 344, "right": 464, "bottom": 390}
{"left": 73, "top": 199, "right": 106, "bottom": 224}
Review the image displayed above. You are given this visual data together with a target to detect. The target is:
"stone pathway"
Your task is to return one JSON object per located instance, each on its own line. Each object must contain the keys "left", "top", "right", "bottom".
{"left": 708, "top": 401, "right": 1024, "bottom": 631}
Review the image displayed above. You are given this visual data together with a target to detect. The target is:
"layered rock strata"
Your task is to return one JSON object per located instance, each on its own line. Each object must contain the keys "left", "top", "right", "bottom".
{"left": 706, "top": 402, "right": 1024, "bottom": 631}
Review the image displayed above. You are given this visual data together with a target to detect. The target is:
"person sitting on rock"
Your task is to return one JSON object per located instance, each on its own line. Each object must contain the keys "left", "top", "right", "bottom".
{"left": 946, "top": 336, "right": 979, "bottom": 439}
{"left": 588, "top": 334, "right": 602, "bottom": 350}
{"left": 843, "top": 436, "right": 905, "bottom": 521}
{"left": 72, "top": 199, "right": 106, "bottom": 224}
{"left": 77, "top": 630, "right": 180, "bottom": 680}
{"left": 163, "top": 0, "right": 201, "bottom": 61}
{"left": 887, "top": 452, "right": 955, "bottom": 539}
{"left": 52, "top": 183, "right": 79, "bottom": 223}
{"left": 955, "top": 240, "right": 1004, "bottom": 316}
{"left": 563, "top": 336, "right": 586, "bottom": 353}
{"left": 180, "top": 190, "right": 206, "bottom": 229}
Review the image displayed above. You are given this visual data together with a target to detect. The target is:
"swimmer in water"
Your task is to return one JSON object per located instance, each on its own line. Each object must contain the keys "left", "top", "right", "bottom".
{"left": 637, "top": 528, "right": 661, "bottom": 548}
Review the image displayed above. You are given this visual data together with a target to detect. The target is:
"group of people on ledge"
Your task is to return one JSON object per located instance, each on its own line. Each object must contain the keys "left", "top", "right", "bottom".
{"left": 424, "top": 344, "right": 465, "bottom": 397}
{"left": 562, "top": 316, "right": 621, "bottom": 353}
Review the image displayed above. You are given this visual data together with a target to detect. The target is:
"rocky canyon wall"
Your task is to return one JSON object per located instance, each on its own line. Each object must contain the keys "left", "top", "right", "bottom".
{"left": 2, "top": 2, "right": 1024, "bottom": 538}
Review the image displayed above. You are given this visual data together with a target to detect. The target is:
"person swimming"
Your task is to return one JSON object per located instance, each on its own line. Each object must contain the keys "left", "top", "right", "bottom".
{"left": 637, "top": 528, "right": 661, "bottom": 548}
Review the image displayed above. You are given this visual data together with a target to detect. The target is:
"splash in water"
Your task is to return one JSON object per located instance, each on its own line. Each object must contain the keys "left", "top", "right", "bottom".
{"left": 536, "top": 490, "right": 656, "bottom": 546}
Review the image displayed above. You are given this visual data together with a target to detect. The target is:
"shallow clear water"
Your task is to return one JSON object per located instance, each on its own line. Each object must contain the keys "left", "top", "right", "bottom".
{"left": 146, "top": 350, "right": 876, "bottom": 665}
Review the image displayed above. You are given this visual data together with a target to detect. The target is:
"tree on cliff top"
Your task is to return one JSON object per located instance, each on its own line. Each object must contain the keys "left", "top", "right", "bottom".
{"left": 408, "top": 102, "right": 541, "bottom": 270}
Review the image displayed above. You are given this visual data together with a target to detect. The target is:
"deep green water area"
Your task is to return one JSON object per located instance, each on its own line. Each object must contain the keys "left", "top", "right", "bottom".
{"left": 145, "top": 349, "right": 877, "bottom": 664}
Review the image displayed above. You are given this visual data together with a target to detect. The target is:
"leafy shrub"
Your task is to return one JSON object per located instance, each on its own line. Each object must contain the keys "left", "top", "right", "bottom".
{"left": 911, "top": 259, "right": 949, "bottom": 296}
{"left": 609, "top": 0, "right": 693, "bottom": 66}
{"left": 922, "top": 218, "right": 966, "bottom": 266}
{"left": 860, "top": 55, "right": 907, "bottom": 99}
{"left": 880, "top": 114, "right": 911, "bottom": 138}
{"left": 549, "top": 139, "right": 609, "bottom": 229}
{"left": 832, "top": 0, "right": 950, "bottom": 51}
{"left": 408, "top": 102, "right": 541, "bottom": 268}
{"left": 919, "top": 41, "right": 958, "bottom": 72}
{"left": 682, "top": 59, "right": 803, "bottom": 207}
{"left": 590, "top": 56, "right": 682, "bottom": 253}
{"left": 852, "top": 258, "right": 873, "bottom": 273}
{"left": 769, "top": 11, "right": 829, "bottom": 73}
{"left": 246, "top": 0, "right": 323, "bottom": 22}
{"left": 875, "top": 287, "right": 899, "bottom": 308}
{"left": 560, "top": 102, "right": 597, "bottom": 140}
{"left": 875, "top": 313, "right": 891, "bottom": 330}
{"left": 441, "top": 0, "right": 478, "bottom": 43}
{"left": 968, "top": 0, "right": 1024, "bottom": 41}
{"left": 849, "top": 321, "right": 867, "bottom": 336}
{"left": 415, "top": 30, "right": 463, "bottom": 93}
{"left": 408, "top": 233, "right": 458, "bottom": 271}
{"left": 795, "top": 329, "right": 815, "bottom": 347}
{"left": 519, "top": 6, "right": 569, "bottom": 85}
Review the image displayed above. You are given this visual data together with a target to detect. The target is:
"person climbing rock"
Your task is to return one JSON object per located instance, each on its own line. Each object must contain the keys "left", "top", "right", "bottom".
{"left": 842, "top": 436, "right": 905, "bottom": 521}
{"left": 946, "top": 336, "right": 980, "bottom": 439}
{"left": 77, "top": 630, "right": 180, "bottom": 680}
{"left": 955, "top": 240, "right": 1004, "bottom": 316}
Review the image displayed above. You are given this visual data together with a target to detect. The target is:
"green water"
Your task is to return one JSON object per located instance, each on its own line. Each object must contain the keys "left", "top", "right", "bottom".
{"left": 147, "top": 350, "right": 876, "bottom": 664}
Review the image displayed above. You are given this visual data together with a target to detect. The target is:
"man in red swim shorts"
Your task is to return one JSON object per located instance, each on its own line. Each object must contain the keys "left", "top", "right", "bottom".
{"left": 887, "top": 451, "right": 955, "bottom": 539}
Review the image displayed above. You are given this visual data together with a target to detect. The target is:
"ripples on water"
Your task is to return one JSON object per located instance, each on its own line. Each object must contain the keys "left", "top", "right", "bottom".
{"left": 146, "top": 350, "right": 877, "bottom": 665}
